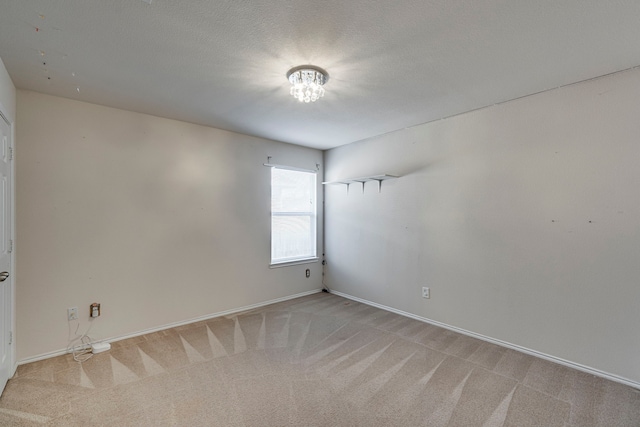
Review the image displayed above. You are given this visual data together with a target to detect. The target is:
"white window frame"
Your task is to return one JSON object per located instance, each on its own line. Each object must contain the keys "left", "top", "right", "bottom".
{"left": 269, "top": 165, "right": 318, "bottom": 267}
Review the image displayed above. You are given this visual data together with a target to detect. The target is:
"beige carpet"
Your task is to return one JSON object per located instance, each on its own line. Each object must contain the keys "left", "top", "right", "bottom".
{"left": 1, "top": 293, "right": 638, "bottom": 426}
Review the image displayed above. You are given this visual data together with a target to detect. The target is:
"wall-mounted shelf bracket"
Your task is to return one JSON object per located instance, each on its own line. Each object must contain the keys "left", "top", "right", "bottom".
{"left": 322, "top": 174, "right": 399, "bottom": 193}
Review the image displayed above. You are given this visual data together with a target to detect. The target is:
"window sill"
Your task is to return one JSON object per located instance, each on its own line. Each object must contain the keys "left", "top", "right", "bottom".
{"left": 270, "top": 257, "right": 319, "bottom": 269}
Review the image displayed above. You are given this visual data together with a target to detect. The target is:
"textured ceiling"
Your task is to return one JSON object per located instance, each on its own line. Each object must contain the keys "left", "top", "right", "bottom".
{"left": 1, "top": 0, "right": 640, "bottom": 150}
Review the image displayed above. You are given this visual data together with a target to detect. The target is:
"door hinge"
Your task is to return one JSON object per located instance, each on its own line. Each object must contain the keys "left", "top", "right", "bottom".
{"left": 8, "top": 147, "right": 13, "bottom": 161}
{"left": 9, "top": 331, "right": 12, "bottom": 345}
{"left": 8, "top": 239, "right": 13, "bottom": 253}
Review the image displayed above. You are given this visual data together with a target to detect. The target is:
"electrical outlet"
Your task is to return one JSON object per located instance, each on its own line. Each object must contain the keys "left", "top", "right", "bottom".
{"left": 67, "top": 307, "right": 78, "bottom": 321}
{"left": 422, "top": 287, "right": 430, "bottom": 299}
{"left": 90, "top": 303, "right": 101, "bottom": 318}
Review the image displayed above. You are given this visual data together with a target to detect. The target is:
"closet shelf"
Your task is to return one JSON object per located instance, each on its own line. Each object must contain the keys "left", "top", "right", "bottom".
{"left": 322, "top": 174, "right": 399, "bottom": 193}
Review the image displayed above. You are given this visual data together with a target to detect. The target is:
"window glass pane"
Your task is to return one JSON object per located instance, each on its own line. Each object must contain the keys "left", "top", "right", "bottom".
{"left": 271, "top": 216, "right": 314, "bottom": 261}
{"left": 271, "top": 168, "right": 315, "bottom": 213}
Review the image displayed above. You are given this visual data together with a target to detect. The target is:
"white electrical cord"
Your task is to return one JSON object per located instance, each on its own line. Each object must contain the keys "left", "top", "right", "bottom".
{"left": 67, "top": 318, "right": 96, "bottom": 363}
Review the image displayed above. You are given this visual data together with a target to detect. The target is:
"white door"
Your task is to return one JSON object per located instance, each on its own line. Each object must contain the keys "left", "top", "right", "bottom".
{"left": 0, "top": 114, "right": 12, "bottom": 395}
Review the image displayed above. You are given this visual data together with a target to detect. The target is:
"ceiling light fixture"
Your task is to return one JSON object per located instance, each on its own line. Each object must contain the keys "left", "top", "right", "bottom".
{"left": 286, "top": 66, "right": 329, "bottom": 103}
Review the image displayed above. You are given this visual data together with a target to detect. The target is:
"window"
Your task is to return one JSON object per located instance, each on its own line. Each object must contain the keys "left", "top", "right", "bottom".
{"left": 271, "top": 167, "right": 317, "bottom": 265}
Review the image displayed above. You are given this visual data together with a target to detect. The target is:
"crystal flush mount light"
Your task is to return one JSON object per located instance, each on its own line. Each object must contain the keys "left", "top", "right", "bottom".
{"left": 287, "top": 65, "right": 329, "bottom": 103}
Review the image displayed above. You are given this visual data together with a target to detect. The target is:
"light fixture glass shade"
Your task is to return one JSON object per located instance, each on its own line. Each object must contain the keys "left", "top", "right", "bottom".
{"left": 287, "top": 66, "right": 328, "bottom": 103}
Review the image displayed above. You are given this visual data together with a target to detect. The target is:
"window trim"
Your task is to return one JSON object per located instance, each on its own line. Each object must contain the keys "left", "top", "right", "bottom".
{"left": 269, "top": 257, "right": 319, "bottom": 269}
{"left": 269, "top": 165, "right": 318, "bottom": 267}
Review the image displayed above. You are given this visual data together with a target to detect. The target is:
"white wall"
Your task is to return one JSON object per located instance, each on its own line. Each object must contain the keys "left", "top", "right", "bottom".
{"left": 16, "top": 91, "right": 323, "bottom": 360}
{"left": 0, "top": 56, "right": 15, "bottom": 122}
{"left": 324, "top": 68, "right": 640, "bottom": 384}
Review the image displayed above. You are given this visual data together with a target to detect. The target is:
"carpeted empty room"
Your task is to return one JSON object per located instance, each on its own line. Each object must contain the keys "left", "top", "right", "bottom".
{"left": 2, "top": 1, "right": 640, "bottom": 426}
{"left": 2, "top": 293, "right": 639, "bottom": 426}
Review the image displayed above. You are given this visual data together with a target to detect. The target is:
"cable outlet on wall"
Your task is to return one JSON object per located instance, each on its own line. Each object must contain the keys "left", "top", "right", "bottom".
{"left": 422, "top": 287, "right": 430, "bottom": 299}
{"left": 67, "top": 307, "right": 78, "bottom": 321}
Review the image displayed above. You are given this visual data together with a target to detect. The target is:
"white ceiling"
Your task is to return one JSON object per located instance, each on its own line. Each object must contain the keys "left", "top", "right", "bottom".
{"left": 1, "top": 1, "right": 640, "bottom": 150}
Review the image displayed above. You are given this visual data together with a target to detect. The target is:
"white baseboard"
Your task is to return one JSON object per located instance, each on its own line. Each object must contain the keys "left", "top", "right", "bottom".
{"left": 18, "top": 289, "right": 322, "bottom": 366}
{"left": 329, "top": 290, "right": 640, "bottom": 390}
